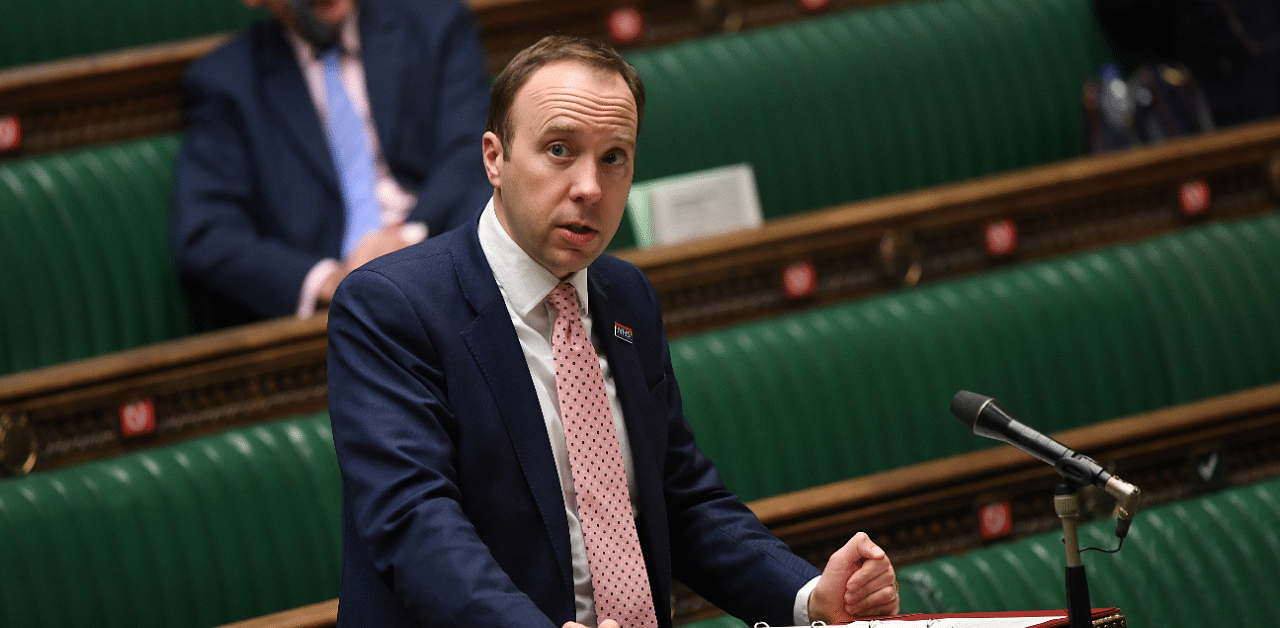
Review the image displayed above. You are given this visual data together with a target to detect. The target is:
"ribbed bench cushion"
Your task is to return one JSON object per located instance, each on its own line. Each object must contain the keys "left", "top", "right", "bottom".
{"left": 897, "top": 475, "right": 1280, "bottom": 628}
{"left": 670, "top": 213, "right": 1280, "bottom": 501}
{"left": 0, "top": 0, "right": 1113, "bottom": 368}
{"left": 0, "top": 412, "right": 340, "bottom": 628}
{"left": 0, "top": 1, "right": 258, "bottom": 68}
{"left": 0, "top": 134, "right": 190, "bottom": 375}
{"left": 615, "top": 0, "right": 1111, "bottom": 248}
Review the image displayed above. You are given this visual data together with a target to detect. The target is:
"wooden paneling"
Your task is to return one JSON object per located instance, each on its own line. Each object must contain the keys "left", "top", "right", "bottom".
{"left": 0, "top": 34, "right": 220, "bottom": 157}
{"left": 0, "top": 315, "right": 328, "bottom": 474}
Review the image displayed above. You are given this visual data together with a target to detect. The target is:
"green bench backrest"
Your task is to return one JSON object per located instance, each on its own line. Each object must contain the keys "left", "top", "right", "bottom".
{"left": 615, "top": 0, "right": 1112, "bottom": 249}
{"left": 0, "top": 134, "right": 191, "bottom": 375}
{"left": 897, "top": 475, "right": 1280, "bottom": 628}
{"left": 0, "top": 412, "right": 340, "bottom": 628}
{"left": 3, "top": 216, "right": 1276, "bottom": 627}
{"left": 670, "top": 212, "right": 1280, "bottom": 501}
{"left": 0, "top": 0, "right": 1113, "bottom": 371}
{"left": 0, "top": 1, "right": 260, "bottom": 69}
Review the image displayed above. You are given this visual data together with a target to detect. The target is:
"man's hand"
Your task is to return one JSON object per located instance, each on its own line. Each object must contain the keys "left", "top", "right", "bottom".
{"left": 348, "top": 222, "right": 428, "bottom": 269}
{"left": 318, "top": 222, "right": 428, "bottom": 304}
{"left": 808, "top": 532, "right": 899, "bottom": 622}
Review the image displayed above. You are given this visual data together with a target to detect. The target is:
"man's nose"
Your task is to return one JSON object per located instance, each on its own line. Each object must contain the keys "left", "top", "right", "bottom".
{"left": 569, "top": 160, "right": 603, "bottom": 205}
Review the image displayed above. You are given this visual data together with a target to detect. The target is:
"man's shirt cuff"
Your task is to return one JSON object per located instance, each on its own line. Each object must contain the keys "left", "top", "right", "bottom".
{"left": 793, "top": 575, "right": 821, "bottom": 625}
{"left": 297, "top": 258, "right": 340, "bottom": 318}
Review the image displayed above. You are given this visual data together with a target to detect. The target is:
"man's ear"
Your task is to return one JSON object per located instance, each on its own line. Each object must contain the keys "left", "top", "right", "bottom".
{"left": 481, "top": 131, "right": 503, "bottom": 188}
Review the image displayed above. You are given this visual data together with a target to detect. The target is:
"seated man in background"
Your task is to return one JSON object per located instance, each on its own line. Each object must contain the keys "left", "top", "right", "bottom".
{"left": 1093, "top": 0, "right": 1280, "bottom": 128}
{"left": 172, "top": 0, "right": 493, "bottom": 327}
{"left": 327, "top": 35, "right": 900, "bottom": 628}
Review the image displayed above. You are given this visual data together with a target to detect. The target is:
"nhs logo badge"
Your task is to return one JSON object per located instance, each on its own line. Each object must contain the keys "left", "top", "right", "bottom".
{"left": 613, "top": 322, "right": 634, "bottom": 344}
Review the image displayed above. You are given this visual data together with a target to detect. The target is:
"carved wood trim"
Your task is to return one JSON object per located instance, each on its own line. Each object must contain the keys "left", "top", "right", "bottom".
{"left": 0, "top": 34, "right": 227, "bottom": 156}
{"left": 0, "top": 315, "right": 328, "bottom": 471}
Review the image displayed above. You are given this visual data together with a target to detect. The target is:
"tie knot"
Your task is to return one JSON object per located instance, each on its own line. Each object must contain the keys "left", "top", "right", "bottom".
{"left": 318, "top": 46, "right": 342, "bottom": 65}
{"left": 546, "top": 283, "right": 580, "bottom": 318}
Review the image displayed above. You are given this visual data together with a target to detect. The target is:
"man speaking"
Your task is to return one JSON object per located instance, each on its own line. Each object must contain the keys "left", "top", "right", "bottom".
{"left": 327, "top": 35, "right": 899, "bottom": 627}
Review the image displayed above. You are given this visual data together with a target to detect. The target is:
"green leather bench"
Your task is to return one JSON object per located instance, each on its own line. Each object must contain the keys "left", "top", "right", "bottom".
{"left": 0, "top": 134, "right": 191, "bottom": 375}
{"left": 613, "top": 0, "right": 1113, "bottom": 248}
{"left": 895, "top": 474, "right": 1280, "bottom": 627}
{"left": 673, "top": 212, "right": 1280, "bottom": 501}
{"left": 3, "top": 213, "right": 1276, "bottom": 627}
{"left": 0, "top": 411, "right": 340, "bottom": 628}
{"left": 0, "top": 0, "right": 1115, "bottom": 372}
{"left": 680, "top": 475, "right": 1280, "bottom": 628}
{"left": 0, "top": 1, "right": 257, "bottom": 68}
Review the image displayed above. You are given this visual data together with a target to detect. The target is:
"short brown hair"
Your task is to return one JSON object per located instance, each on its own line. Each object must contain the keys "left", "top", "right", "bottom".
{"left": 486, "top": 35, "right": 645, "bottom": 156}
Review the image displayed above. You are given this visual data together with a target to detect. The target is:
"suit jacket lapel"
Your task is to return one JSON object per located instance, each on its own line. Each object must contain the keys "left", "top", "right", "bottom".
{"left": 358, "top": 3, "right": 406, "bottom": 160}
{"left": 257, "top": 23, "right": 338, "bottom": 195}
{"left": 454, "top": 224, "right": 576, "bottom": 595}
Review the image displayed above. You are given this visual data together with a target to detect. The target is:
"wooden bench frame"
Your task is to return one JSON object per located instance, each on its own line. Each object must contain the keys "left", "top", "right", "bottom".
{"left": 632, "top": 117, "right": 1280, "bottom": 336}
{"left": 1, "top": 118, "right": 1277, "bottom": 474}
{"left": 206, "top": 382, "right": 1280, "bottom": 627}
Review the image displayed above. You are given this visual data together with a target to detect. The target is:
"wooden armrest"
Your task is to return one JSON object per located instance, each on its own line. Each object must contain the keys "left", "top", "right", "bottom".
{"left": 212, "top": 599, "right": 337, "bottom": 628}
{"left": 0, "top": 314, "right": 328, "bottom": 472}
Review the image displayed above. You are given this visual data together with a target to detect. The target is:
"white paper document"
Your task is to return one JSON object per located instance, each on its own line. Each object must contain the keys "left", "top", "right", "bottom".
{"left": 627, "top": 163, "right": 763, "bottom": 248}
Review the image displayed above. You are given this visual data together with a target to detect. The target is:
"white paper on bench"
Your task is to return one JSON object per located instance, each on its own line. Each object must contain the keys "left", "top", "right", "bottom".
{"left": 626, "top": 162, "right": 763, "bottom": 248}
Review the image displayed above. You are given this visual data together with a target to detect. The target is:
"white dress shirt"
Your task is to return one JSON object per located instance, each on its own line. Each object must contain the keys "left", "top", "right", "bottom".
{"left": 476, "top": 200, "right": 820, "bottom": 626}
{"left": 478, "top": 199, "right": 638, "bottom": 625}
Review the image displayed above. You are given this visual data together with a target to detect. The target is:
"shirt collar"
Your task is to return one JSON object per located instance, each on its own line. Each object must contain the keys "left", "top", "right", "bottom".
{"left": 478, "top": 199, "right": 590, "bottom": 319}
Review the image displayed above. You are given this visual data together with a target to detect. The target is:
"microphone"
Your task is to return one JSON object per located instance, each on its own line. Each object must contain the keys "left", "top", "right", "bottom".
{"left": 951, "top": 390, "right": 1140, "bottom": 538}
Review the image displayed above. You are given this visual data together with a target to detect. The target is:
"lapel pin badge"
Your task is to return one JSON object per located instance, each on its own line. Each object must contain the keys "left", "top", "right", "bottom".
{"left": 613, "top": 322, "right": 634, "bottom": 343}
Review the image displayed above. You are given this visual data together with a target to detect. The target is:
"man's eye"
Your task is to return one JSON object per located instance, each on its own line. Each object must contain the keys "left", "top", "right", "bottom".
{"left": 603, "top": 151, "right": 627, "bottom": 165}
{"left": 549, "top": 145, "right": 568, "bottom": 157}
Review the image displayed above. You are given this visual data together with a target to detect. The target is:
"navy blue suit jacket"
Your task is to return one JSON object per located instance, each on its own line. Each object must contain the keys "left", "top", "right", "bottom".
{"left": 172, "top": 0, "right": 492, "bottom": 326}
{"left": 326, "top": 218, "right": 820, "bottom": 627}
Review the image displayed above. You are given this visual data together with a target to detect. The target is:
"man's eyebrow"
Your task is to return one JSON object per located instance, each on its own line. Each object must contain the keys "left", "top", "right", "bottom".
{"left": 544, "top": 123, "right": 579, "bottom": 135}
{"left": 612, "top": 133, "right": 637, "bottom": 149}
{"left": 540, "top": 123, "right": 636, "bottom": 148}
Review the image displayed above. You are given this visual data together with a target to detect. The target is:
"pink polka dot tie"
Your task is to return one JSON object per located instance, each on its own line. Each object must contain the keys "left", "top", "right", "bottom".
{"left": 546, "top": 283, "right": 658, "bottom": 628}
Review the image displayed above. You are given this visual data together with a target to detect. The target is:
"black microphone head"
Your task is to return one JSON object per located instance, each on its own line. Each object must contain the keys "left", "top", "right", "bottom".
{"left": 950, "top": 390, "right": 992, "bottom": 430}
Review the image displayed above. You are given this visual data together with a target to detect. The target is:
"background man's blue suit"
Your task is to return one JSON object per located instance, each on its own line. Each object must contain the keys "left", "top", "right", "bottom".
{"left": 172, "top": 0, "right": 492, "bottom": 326}
{"left": 326, "top": 218, "right": 822, "bottom": 627}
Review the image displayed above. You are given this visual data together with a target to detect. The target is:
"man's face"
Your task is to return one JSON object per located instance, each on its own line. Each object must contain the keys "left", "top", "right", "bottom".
{"left": 483, "top": 60, "right": 639, "bottom": 280}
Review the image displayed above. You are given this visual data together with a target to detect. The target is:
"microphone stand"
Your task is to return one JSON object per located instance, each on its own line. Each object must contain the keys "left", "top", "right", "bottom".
{"left": 1054, "top": 480, "right": 1092, "bottom": 628}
